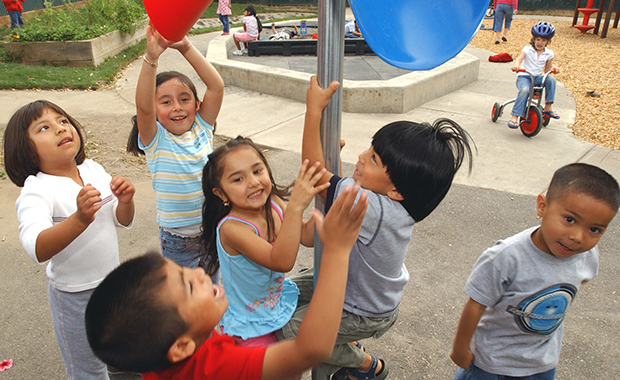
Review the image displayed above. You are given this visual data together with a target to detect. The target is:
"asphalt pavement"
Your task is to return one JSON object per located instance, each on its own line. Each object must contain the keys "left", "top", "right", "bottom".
{"left": 1, "top": 16, "right": 619, "bottom": 380}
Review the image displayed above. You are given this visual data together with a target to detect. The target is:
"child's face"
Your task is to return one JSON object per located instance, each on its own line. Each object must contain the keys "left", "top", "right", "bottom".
{"left": 161, "top": 259, "right": 228, "bottom": 341}
{"left": 155, "top": 78, "right": 199, "bottom": 136}
{"left": 214, "top": 146, "right": 272, "bottom": 211}
{"left": 27, "top": 108, "right": 80, "bottom": 173}
{"left": 243, "top": 10, "right": 249, "bottom": 16}
{"left": 352, "top": 145, "right": 398, "bottom": 198}
{"left": 532, "top": 191, "right": 617, "bottom": 258}
{"left": 533, "top": 37, "right": 549, "bottom": 51}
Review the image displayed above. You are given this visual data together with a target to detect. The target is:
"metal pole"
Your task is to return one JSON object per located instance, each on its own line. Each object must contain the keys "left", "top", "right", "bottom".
{"left": 313, "top": 0, "right": 345, "bottom": 379}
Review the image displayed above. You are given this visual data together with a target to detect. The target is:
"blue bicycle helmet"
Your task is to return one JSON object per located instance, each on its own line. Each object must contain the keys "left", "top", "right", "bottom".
{"left": 531, "top": 22, "right": 555, "bottom": 38}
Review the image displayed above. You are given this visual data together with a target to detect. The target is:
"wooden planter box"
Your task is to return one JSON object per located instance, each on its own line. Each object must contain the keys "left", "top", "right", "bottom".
{"left": 3, "top": 20, "right": 147, "bottom": 67}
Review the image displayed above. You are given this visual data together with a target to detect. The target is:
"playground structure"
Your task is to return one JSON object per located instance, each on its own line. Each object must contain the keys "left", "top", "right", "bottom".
{"left": 572, "top": 0, "right": 619, "bottom": 37}
{"left": 491, "top": 69, "right": 556, "bottom": 138}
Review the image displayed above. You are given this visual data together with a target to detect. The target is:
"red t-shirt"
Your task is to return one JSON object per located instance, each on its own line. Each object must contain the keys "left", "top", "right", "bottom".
{"left": 142, "top": 331, "right": 267, "bottom": 380}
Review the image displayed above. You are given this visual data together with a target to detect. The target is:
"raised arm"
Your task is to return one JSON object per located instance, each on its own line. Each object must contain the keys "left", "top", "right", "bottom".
{"left": 450, "top": 297, "right": 487, "bottom": 369}
{"left": 135, "top": 23, "right": 171, "bottom": 147}
{"left": 169, "top": 37, "right": 224, "bottom": 127}
{"left": 261, "top": 185, "right": 368, "bottom": 380}
{"left": 302, "top": 76, "right": 340, "bottom": 199}
{"left": 219, "top": 160, "right": 328, "bottom": 272}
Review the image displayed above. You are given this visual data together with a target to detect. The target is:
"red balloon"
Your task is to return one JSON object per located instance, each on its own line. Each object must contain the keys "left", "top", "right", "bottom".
{"left": 143, "top": 0, "right": 214, "bottom": 42}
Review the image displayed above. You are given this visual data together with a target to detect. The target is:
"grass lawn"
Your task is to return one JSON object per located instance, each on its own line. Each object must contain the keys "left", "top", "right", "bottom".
{"left": 0, "top": 3, "right": 317, "bottom": 90}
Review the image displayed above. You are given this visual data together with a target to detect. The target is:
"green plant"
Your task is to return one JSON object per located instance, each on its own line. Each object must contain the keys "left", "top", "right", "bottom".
{"left": 19, "top": 0, "right": 145, "bottom": 42}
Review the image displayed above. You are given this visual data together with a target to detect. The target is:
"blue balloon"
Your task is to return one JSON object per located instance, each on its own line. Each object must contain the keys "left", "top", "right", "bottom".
{"left": 350, "top": 0, "right": 489, "bottom": 70}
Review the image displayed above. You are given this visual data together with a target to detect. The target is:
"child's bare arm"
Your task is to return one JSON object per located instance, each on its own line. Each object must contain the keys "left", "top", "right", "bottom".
{"left": 450, "top": 297, "right": 487, "bottom": 369}
{"left": 110, "top": 175, "right": 135, "bottom": 227}
{"left": 170, "top": 37, "right": 224, "bottom": 127}
{"left": 302, "top": 76, "right": 340, "bottom": 199}
{"left": 511, "top": 51, "right": 526, "bottom": 72}
{"left": 135, "top": 23, "right": 171, "bottom": 146}
{"left": 261, "top": 185, "right": 368, "bottom": 380}
{"left": 33, "top": 185, "right": 102, "bottom": 262}
{"left": 220, "top": 161, "right": 328, "bottom": 272}
{"left": 544, "top": 57, "right": 558, "bottom": 74}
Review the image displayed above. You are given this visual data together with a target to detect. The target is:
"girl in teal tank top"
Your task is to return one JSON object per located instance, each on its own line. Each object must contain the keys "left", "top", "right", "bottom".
{"left": 200, "top": 137, "right": 329, "bottom": 346}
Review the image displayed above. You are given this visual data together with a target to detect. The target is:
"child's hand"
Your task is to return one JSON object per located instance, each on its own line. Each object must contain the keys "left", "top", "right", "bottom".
{"left": 288, "top": 160, "right": 330, "bottom": 212}
{"left": 551, "top": 66, "right": 560, "bottom": 74}
{"left": 450, "top": 348, "right": 474, "bottom": 370}
{"left": 306, "top": 76, "right": 340, "bottom": 114}
{"left": 110, "top": 176, "right": 135, "bottom": 204}
{"left": 145, "top": 22, "right": 173, "bottom": 61}
{"left": 76, "top": 184, "right": 102, "bottom": 225}
{"left": 511, "top": 65, "right": 519, "bottom": 73}
{"left": 168, "top": 36, "right": 192, "bottom": 55}
{"left": 312, "top": 185, "right": 367, "bottom": 252}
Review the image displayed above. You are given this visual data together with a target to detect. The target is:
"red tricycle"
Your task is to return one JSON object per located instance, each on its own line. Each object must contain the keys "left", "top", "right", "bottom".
{"left": 491, "top": 68, "right": 556, "bottom": 138}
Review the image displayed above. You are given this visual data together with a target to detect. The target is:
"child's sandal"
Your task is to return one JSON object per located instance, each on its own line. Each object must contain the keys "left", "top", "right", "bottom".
{"left": 331, "top": 356, "right": 389, "bottom": 380}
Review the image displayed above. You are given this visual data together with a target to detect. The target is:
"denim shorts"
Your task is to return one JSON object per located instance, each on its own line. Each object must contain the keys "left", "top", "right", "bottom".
{"left": 159, "top": 227, "right": 221, "bottom": 284}
{"left": 454, "top": 363, "right": 556, "bottom": 380}
{"left": 493, "top": 4, "right": 514, "bottom": 32}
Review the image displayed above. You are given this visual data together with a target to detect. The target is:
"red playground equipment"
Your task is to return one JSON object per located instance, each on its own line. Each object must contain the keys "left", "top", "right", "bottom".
{"left": 573, "top": 0, "right": 620, "bottom": 37}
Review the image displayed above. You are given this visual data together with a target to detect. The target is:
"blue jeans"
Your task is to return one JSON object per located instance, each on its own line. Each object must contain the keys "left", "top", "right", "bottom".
{"left": 9, "top": 11, "right": 24, "bottom": 29}
{"left": 493, "top": 4, "right": 514, "bottom": 32}
{"left": 218, "top": 14, "right": 230, "bottom": 33}
{"left": 455, "top": 363, "right": 556, "bottom": 380}
{"left": 159, "top": 227, "right": 221, "bottom": 284}
{"left": 512, "top": 75, "right": 556, "bottom": 117}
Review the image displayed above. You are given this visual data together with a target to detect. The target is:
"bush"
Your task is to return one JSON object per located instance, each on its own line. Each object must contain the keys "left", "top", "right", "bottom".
{"left": 17, "top": 0, "right": 145, "bottom": 42}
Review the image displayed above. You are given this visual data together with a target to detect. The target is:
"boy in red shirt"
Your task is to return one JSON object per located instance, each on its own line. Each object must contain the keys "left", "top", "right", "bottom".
{"left": 2, "top": 0, "right": 24, "bottom": 29}
{"left": 85, "top": 185, "right": 368, "bottom": 380}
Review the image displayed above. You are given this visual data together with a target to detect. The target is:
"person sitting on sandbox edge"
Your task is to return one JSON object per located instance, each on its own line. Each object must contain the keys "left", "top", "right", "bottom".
{"left": 84, "top": 185, "right": 368, "bottom": 380}
{"left": 269, "top": 23, "right": 299, "bottom": 40}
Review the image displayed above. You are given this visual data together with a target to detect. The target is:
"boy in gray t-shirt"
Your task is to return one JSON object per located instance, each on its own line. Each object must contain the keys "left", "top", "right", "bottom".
{"left": 451, "top": 163, "right": 620, "bottom": 379}
{"left": 277, "top": 76, "right": 474, "bottom": 379}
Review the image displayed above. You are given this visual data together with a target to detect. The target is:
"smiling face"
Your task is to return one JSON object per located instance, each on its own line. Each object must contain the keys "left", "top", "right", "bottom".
{"left": 352, "top": 145, "right": 400, "bottom": 198}
{"left": 214, "top": 146, "right": 273, "bottom": 212}
{"left": 160, "top": 259, "right": 228, "bottom": 344}
{"left": 532, "top": 190, "right": 617, "bottom": 258}
{"left": 27, "top": 108, "right": 80, "bottom": 175}
{"left": 155, "top": 78, "right": 199, "bottom": 136}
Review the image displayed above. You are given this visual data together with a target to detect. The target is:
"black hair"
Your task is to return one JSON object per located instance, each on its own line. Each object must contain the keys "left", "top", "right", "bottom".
{"left": 372, "top": 119, "right": 474, "bottom": 222}
{"left": 85, "top": 252, "right": 188, "bottom": 373}
{"left": 200, "top": 136, "right": 291, "bottom": 272}
{"left": 127, "top": 71, "right": 200, "bottom": 156}
{"left": 3, "top": 100, "right": 86, "bottom": 187}
{"left": 546, "top": 163, "right": 620, "bottom": 211}
{"left": 244, "top": 5, "right": 262, "bottom": 33}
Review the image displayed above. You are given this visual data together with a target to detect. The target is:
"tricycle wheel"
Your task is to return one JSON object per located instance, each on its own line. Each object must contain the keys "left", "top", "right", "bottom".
{"left": 520, "top": 107, "right": 543, "bottom": 138}
{"left": 542, "top": 114, "right": 551, "bottom": 127}
{"left": 491, "top": 102, "right": 501, "bottom": 122}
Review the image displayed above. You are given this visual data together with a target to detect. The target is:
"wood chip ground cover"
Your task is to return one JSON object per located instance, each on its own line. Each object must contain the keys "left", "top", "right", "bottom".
{"left": 468, "top": 19, "right": 620, "bottom": 149}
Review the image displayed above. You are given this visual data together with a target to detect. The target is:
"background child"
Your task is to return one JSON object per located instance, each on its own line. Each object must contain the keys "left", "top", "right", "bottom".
{"left": 2, "top": 0, "right": 25, "bottom": 29}
{"left": 269, "top": 22, "right": 299, "bottom": 40}
{"left": 85, "top": 185, "right": 368, "bottom": 379}
{"left": 277, "top": 76, "right": 475, "bottom": 379}
{"left": 127, "top": 24, "right": 224, "bottom": 274}
{"left": 508, "top": 21, "right": 559, "bottom": 129}
{"left": 492, "top": 0, "right": 517, "bottom": 44}
{"left": 217, "top": 0, "right": 231, "bottom": 35}
{"left": 201, "top": 136, "right": 329, "bottom": 347}
{"left": 232, "top": 5, "right": 262, "bottom": 56}
{"left": 3, "top": 100, "right": 135, "bottom": 380}
{"left": 344, "top": 20, "right": 362, "bottom": 38}
{"left": 450, "top": 163, "right": 619, "bottom": 379}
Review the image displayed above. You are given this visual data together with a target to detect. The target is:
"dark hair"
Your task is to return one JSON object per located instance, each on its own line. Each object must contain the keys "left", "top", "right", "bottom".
{"left": 85, "top": 252, "right": 188, "bottom": 373}
{"left": 200, "top": 136, "right": 291, "bottom": 272}
{"left": 244, "top": 5, "right": 263, "bottom": 33}
{"left": 3, "top": 100, "right": 86, "bottom": 187}
{"left": 546, "top": 163, "right": 620, "bottom": 211}
{"left": 372, "top": 119, "right": 474, "bottom": 222}
{"left": 127, "top": 71, "right": 200, "bottom": 156}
